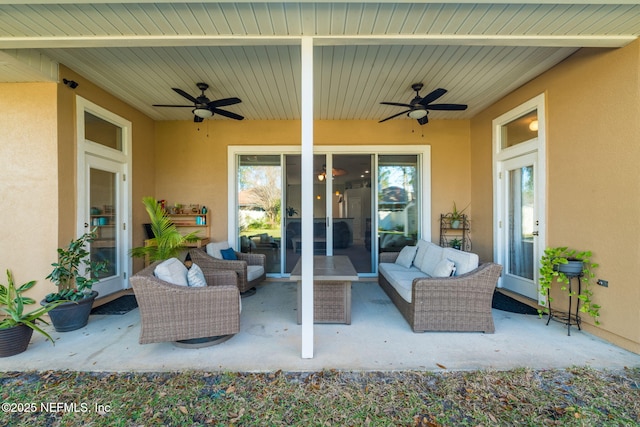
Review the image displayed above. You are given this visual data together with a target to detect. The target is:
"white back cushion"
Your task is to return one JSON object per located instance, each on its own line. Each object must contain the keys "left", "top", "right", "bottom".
{"left": 418, "top": 243, "right": 445, "bottom": 276}
{"left": 413, "top": 239, "right": 429, "bottom": 268}
{"left": 154, "top": 258, "right": 188, "bottom": 286}
{"left": 206, "top": 241, "right": 230, "bottom": 259}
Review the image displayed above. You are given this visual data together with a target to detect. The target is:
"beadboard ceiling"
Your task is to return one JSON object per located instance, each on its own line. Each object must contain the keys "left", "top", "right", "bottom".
{"left": 0, "top": 1, "right": 638, "bottom": 122}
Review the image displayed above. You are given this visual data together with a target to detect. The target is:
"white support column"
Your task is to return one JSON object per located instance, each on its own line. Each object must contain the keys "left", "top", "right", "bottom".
{"left": 300, "top": 36, "right": 314, "bottom": 359}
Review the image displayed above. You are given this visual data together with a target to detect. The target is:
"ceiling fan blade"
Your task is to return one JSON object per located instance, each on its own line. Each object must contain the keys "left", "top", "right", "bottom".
{"left": 378, "top": 110, "right": 411, "bottom": 123}
{"left": 193, "top": 115, "right": 204, "bottom": 123}
{"left": 380, "top": 101, "right": 413, "bottom": 108}
{"left": 425, "top": 103, "right": 468, "bottom": 111}
{"left": 419, "top": 88, "right": 447, "bottom": 106}
{"left": 152, "top": 104, "right": 194, "bottom": 108}
{"left": 172, "top": 88, "right": 198, "bottom": 104}
{"left": 417, "top": 115, "right": 429, "bottom": 125}
{"left": 212, "top": 108, "right": 244, "bottom": 120}
{"left": 209, "top": 97, "right": 242, "bottom": 108}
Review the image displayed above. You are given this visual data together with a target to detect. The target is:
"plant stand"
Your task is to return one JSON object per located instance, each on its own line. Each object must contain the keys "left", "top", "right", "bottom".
{"left": 546, "top": 272, "right": 582, "bottom": 336}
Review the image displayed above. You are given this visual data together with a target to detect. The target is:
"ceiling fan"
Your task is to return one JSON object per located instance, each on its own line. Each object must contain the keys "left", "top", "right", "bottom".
{"left": 379, "top": 83, "right": 467, "bottom": 125}
{"left": 153, "top": 82, "right": 244, "bottom": 123}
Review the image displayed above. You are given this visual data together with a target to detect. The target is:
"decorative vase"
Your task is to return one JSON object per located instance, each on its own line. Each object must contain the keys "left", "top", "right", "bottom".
{"left": 451, "top": 219, "right": 460, "bottom": 229}
{"left": 554, "top": 259, "right": 584, "bottom": 276}
{"left": 0, "top": 324, "right": 34, "bottom": 357}
{"left": 43, "top": 291, "right": 98, "bottom": 332}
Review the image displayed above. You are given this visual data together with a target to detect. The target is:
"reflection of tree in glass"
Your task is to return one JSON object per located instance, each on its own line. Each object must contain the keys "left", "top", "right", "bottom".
{"left": 378, "top": 166, "right": 416, "bottom": 202}
{"left": 239, "top": 166, "right": 282, "bottom": 227}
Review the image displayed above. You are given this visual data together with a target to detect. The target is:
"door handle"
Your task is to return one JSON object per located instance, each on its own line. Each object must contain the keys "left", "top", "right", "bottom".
{"left": 532, "top": 231, "right": 539, "bottom": 236}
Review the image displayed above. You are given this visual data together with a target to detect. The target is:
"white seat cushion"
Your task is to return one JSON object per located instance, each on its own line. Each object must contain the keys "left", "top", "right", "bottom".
{"left": 154, "top": 258, "right": 188, "bottom": 286}
{"left": 379, "top": 262, "right": 428, "bottom": 303}
{"left": 247, "top": 265, "right": 265, "bottom": 281}
{"left": 206, "top": 241, "right": 230, "bottom": 259}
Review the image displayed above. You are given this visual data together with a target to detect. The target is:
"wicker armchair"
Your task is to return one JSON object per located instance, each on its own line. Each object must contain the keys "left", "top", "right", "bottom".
{"left": 378, "top": 253, "right": 502, "bottom": 333}
{"left": 130, "top": 262, "right": 240, "bottom": 345}
{"left": 189, "top": 247, "right": 266, "bottom": 295}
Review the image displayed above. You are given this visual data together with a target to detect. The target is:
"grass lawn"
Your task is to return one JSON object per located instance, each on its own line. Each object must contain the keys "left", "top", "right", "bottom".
{"left": 1, "top": 367, "right": 638, "bottom": 426}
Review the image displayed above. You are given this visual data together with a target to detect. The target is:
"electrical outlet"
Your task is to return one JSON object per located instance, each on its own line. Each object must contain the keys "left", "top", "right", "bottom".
{"left": 597, "top": 279, "right": 608, "bottom": 287}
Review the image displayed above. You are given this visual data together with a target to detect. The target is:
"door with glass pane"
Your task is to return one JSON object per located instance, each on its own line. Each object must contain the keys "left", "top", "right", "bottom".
{"left": 85, "top": 156, "right": 125, "bottom": 297}
{"left": 499, "top": 153, "right": 539, "bottom": 299}
{"left": 282, "top": 153, "right": 375, "bottom": 274}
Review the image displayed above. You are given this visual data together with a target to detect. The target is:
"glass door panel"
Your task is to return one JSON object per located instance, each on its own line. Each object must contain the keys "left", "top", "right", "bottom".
{"left": 378, "top": 155, "right": 419, "bottom": 253}
{"left": 501, "top": 153, "right": 539, "bottom": 299}
{"left": 237, "top": 155, "right": 282, "bottom": 274}
{"left": 284, "top": 154, "right": 302, "bottom": 273}
{"left": 333, "top": 154, "right": 373, "bottom": 274}
{"left": 87, "top": 157, "right": 123, "bottom": 297}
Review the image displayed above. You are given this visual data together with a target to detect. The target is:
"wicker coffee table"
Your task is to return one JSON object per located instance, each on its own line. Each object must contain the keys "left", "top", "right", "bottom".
{"left": 291, "top": 255, "right": 358, "bottom": 324}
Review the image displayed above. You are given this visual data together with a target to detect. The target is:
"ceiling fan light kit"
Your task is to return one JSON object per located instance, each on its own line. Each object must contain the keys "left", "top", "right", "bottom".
{"left": 193, "top": 108, "right": 213, "bottom": 118}
{"left": 408, "top": 109, "right": 428, "bottom": 119}
{"left": 379, "top": 82, "right": 467, "bottom": 126}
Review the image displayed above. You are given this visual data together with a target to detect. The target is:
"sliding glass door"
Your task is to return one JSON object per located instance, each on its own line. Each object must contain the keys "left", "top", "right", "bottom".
{"left": 232, "top": 146, "right": 429, "bottom": 277}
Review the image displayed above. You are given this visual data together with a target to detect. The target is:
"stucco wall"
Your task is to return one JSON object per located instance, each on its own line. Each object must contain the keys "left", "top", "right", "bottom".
{"left": 0, "top": 82, "right": 59, "bottom": 300}
{"left": 470, "top": 40, "right": 640, "bottom": 352}
{"left": 154, "top": 118, "right": 470, "bottom": 244}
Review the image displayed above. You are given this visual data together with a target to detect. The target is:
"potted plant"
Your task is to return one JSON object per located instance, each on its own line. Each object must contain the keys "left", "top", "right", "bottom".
{"left": 130, "top": 196, "right": 200, "bottom": 262}
{"left": 1, "top": 270, "right": 65, "bottom": 357}
{"left": 538, "top": 246, "right": 601, "bottom": 325}
{"left": 286, "top": 206, "right": 299, "bottom": 217}
{"left": 446, "top": 202, "right": 469, "bottom": 229}
{"left": 43, "top": 229, "right": 108, "bottom": 332}
{"left": 450, "top": 238, "right": 462, "bottom": 250}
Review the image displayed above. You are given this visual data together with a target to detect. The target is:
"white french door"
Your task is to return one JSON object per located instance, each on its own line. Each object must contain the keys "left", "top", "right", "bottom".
{"left": 493, "top": 94, "right": 546, "bottom": 303}
{"left": 76, "top": 96, "right": 132, "bottom": 298}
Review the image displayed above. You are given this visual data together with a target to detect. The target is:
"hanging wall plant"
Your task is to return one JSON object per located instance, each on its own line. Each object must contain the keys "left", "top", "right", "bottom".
{"left": 538, "top": 247, "right": 601, "bottom": 325}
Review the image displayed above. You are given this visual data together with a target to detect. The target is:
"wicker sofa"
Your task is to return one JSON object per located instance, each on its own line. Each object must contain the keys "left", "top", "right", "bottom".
{"left": 378, "top": 240, "right": 502, "bottom": 333}
{"left": 130, "top": 261, "right": 241, "bottom": 345}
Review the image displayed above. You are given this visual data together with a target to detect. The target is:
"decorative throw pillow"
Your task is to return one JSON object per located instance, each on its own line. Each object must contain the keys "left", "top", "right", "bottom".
{"left": 206, "top": 241, "right": 230, "bottom": 259}
{"left": 395, "top": 245, "right": 418, "bottom": 269}
{"left": 154, "top": 258, "right": 189, "bottom": 286}
{"left": 432, "top": 258, "right": 457, "bottom": 278}
{"left": 187, "top": 263, "right": 207, "bottom": 287}
{"left": 220, "top": 247, "right": 238, "bottom": 260}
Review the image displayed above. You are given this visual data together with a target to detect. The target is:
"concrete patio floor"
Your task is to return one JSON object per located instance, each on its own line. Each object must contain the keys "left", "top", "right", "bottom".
{"left": 3, "top": 281, "right": 639, "bottom": 372}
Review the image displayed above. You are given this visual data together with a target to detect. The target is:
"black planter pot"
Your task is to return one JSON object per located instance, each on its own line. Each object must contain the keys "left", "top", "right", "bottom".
{"left": 0, "top": 324, "right": 34, "bottom": 357}
{"left": 554, "top": 259, "right": 584, "bottom": 276}
{"left": 43, "top": 291, "right": 98, "bottom": 332}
